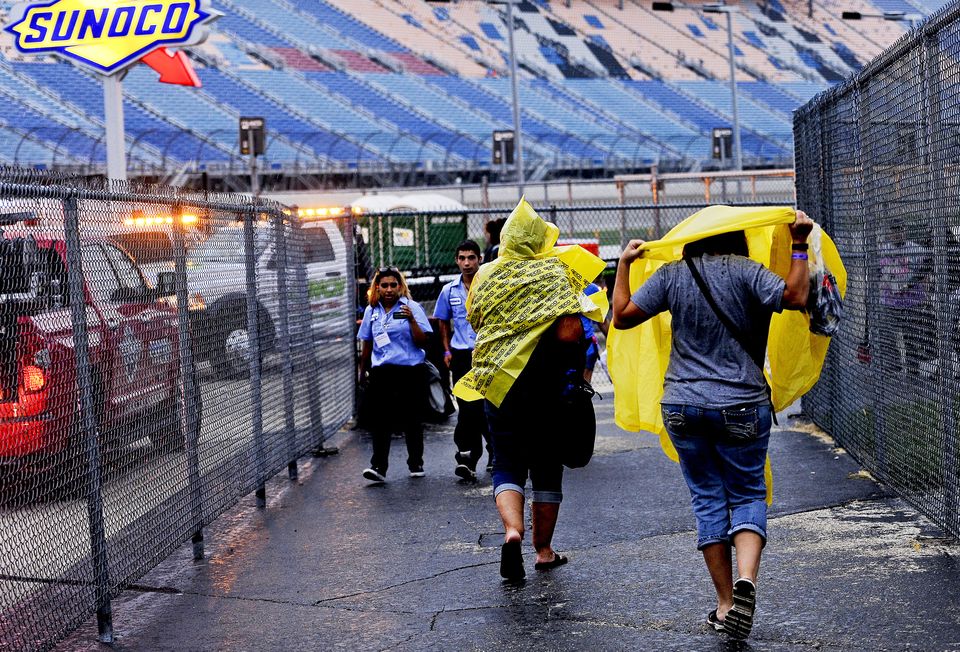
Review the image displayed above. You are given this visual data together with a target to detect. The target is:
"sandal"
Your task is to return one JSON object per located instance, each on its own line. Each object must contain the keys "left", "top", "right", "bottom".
{"left": 534, "top": 553, "right": 568, "bottom": 571}
{"left": 723, "top": 577, "right": 757, "bottom": 640}
{"left": 500, "top": 541, "right": 525, "bottom": 581}
{"left": 706, "top": 609, "right": 725, "bottom": 632}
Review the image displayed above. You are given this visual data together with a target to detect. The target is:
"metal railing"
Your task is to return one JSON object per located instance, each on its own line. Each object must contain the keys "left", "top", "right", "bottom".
{"left": 794, "top": 0, "right": 960, "bottom": 540}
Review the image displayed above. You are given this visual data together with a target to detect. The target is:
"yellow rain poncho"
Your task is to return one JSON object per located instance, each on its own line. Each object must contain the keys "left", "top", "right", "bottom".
{"left": 607, "top": 205, "right": 846, "bottom": 502}
{"left": 454, "top": 199, "right": 606, "bottom": 405}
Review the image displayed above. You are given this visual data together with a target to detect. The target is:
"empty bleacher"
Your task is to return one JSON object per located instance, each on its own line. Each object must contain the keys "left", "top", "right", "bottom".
{"left": 0, "top": 0, "right": 925, "bottom": 172}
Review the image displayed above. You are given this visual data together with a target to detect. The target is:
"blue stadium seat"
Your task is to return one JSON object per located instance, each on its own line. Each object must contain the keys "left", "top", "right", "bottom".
{"left": 196, "top": 68, "right": 377, "bottom": 164}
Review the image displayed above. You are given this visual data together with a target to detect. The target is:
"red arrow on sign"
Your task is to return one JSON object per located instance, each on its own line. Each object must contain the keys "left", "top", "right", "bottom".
{"left": 140, "top": 48, "right": 201, "bottom": 87}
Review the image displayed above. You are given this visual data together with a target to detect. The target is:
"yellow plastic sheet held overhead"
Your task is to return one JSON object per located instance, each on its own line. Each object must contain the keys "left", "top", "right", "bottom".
{"left": 454, "top": 198, "right": 605, "bottom": 406}
{"left": 607, "top": 205, "right": 846, "bottom": 503}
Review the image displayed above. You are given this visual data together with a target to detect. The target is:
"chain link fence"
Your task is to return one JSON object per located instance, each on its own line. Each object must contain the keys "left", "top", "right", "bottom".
{"left": 0, "top": 169, "right": 354, "bottom": 651}
{"left": 794, "top": 3, "right": 960, "bottom": 540}
{"left": 358, "top": 199, "right": 795, "bottom": 306}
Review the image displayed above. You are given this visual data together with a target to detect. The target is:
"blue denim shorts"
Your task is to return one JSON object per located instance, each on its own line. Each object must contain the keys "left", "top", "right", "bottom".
{"left": 485, "top": 400, "right": 564, "bottom": 504}
{"left": 661, "top": 403, "right": 772, "bottom": 550}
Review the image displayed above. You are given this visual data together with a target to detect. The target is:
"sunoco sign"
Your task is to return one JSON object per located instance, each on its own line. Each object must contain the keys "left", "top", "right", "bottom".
{"left": 4, "top": 0, "right": 217, "bottom": 74}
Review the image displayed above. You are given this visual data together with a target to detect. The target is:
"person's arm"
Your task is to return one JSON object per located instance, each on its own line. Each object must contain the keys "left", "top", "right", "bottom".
{"left": 781, "top": 211, "right": 815, "bottom": 310}
{"left": 439, "top": 320, "right": 453, "bottom": 367}
{"left": 358, "top": 340, "right": 372, "bottom": 383}
{"left": 398, "top": 304, "right": 431, "bottom": 349}
{"left": 612, "top": 239, "right": 650, "bottom": 330}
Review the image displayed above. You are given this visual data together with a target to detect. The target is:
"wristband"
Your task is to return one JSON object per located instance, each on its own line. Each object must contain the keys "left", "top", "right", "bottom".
{"left": 444, "top": 350, "right": 451, "bottom": 355}
{"left": 792, "top": 252, "right": 809, "bottom": 260}
{"left": 791, "top": 243, "right": 809, "bottom": 251}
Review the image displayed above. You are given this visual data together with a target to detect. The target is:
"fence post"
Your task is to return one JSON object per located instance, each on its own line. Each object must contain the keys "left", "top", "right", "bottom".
{"left": 274, "top": 208, "right": 298, "bottom": 481}
{"left": 242, "top": 206, "right": 267, "bottom": 508}
{"left": 617, "top": 179, "right": 627, "bottom": 248}
{"left": 651, "top": 166, "right": 662, "bottom": 239}
{"left": 344, "top": 214, "right": 358, "bottom": 423}
{"left": 62, "top": 195, "right": 113, "bottom": 644}
{"left": 171, "top": 200, "right": 204, "bottom": 558}
{"left": 289, "top": 218, "right": 329, "bottom": 453}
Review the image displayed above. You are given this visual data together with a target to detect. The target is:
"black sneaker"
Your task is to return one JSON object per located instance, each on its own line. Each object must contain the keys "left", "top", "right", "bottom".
{"left": 454, "top": 464, "right": 477, "bottom": 481}
{"left": 362, "top": 468, "right": 386, "bottom": 483}
{"left": 454, "top": 450, "right": 472, "bottom": 466}
{"left": 409, "top": 466, "right": 425, "bottom": 478}
{"left": 724, "top": 578, "right": 757, "bottom": 640}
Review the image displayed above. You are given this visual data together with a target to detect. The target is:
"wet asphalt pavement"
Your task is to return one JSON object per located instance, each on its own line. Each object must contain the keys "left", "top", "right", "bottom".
{"left": 57, "top": 381, "right": 960, "bottom": 652}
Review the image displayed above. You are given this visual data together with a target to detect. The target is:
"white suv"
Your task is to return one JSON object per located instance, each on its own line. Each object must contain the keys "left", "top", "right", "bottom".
{"left": 112, "top": 219, "right": 350, "bottom": 378}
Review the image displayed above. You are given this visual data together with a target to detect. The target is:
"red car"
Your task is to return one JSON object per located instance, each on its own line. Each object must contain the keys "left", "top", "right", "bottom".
{"left": 0, "top": 215, "right": 193, "bottom": 493}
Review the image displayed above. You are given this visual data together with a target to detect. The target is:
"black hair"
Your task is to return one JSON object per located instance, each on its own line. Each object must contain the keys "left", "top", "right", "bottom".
{"left": 485, "top": 218, "right": 506, "bottom": 245}
{"left": 455, "top": 239, "right": 482, "bottom": 258}
{"left": 682, "top": 230, "right": 749, "bottom": 259}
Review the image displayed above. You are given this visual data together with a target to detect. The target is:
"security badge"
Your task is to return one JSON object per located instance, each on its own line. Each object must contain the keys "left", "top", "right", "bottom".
{"left": 450, "top": 296, "right": 463, "bottom": 306}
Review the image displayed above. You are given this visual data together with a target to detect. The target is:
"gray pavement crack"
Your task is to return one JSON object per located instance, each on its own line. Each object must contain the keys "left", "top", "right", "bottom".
{"left": 312, "top": 560, "right": 497, "bottom": 606}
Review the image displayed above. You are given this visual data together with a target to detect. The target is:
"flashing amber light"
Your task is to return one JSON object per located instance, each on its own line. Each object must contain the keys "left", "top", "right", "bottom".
{"left": 351, "top": 206, "right": 363, "bottom": 215}
{"left": 182, "top": 214, "right": 198, "bottom": 225}
{"left": 329, "top": 206, "right": 344, "bottom": 216}
{"left": 21, "top": 365, "right": 45, "bottom": 393}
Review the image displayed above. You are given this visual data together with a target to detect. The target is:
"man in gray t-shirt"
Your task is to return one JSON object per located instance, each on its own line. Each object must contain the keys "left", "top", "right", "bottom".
{"left": 630, "top": 254, "right": 785, "bottom": 408}
{"left": 612, "top": 212, "right": 814, "bottom": 642}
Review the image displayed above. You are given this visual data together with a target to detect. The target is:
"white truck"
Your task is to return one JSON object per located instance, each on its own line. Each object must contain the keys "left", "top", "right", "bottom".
{"left": 112, "top": 217, "right": 351, "bottom": 379}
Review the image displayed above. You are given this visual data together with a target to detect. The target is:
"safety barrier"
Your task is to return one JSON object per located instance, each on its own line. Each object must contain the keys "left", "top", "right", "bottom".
{"left": 0, "top": 168, "right": 355, "bottom": 650}
{"left": 794, "top": 1, "right": 960, "bottom": 541}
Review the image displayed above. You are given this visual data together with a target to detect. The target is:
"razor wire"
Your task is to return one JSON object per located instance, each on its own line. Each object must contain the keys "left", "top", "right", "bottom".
{"left": 0, "top": 168, "right": 354, "bottom": 651}
{"left": 794, "top": 3, "right": 960, "bottom": 542}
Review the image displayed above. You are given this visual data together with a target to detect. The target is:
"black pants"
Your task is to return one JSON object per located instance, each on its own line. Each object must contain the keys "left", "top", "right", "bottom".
{"left": 450, "top": 349, "right": 490, "bottom": 469}
{"left": 367, "top": 364, "right": 425, "bottom": 473}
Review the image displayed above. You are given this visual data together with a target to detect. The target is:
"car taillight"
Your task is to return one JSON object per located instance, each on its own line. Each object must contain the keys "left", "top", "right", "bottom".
{"left": 21, "top": 365, "right": 45, "bottom": 393}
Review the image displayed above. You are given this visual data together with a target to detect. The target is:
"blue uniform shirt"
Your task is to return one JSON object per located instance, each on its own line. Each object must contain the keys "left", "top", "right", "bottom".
{"left": 433, "top": 276, "right": 476, "bottom": 351}
{"left": 358, "top": 297, "right": 433, "bottom": 367}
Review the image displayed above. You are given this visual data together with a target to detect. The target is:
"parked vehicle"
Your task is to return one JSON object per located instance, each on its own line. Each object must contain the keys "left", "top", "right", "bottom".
{"left": 111, "top": 215, "right": 350, "bottom": 379}
{"left": 0, "top": 207, "right": 196, "bottom": 494}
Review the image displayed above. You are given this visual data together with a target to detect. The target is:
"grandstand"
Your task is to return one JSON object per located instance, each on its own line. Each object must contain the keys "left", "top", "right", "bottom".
{"left": 0, "top": 0, "right": 947, "bottom": 186}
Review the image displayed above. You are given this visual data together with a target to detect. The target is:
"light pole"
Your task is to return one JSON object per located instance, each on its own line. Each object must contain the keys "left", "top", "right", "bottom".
{"left": 842, "top": 9, "right": 922, "bottom": 29}
{"left": 652, "top": 2, "right": 743, "bottom": 171}
{"left": 503, "top": 0, "right": 525, "bottom": 192}
{"left": 426, "top": 0, "right": 524, "bottom": 193}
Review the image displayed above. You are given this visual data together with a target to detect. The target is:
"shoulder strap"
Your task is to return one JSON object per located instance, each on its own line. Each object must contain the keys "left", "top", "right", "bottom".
{"left": 685, "top": 257, "right": 778, "bottom": 423}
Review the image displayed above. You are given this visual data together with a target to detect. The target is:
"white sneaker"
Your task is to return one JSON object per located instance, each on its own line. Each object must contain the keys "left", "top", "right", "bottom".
{"left": 409, "top": 467, "right": 425, "bottom": 478}
{"left": 362, "top": 468, "right": 386, "bottom": 483}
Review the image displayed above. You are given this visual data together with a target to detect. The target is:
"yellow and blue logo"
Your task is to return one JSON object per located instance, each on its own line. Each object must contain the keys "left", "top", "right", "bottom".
{"left": 5, "top": 0, "right": 217, "bottom": 74}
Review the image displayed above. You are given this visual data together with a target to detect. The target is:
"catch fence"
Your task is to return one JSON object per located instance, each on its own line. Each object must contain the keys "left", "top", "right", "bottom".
{"left": 794, "top": 3, "right": 960, "bottom": 540}
{"left": 0, "top": 169, "right": 355, "bottom": 650}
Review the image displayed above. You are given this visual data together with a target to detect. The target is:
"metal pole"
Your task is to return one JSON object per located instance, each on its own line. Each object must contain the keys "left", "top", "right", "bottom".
{"left": 248, "top": 128, "right": 259, "bottom": 197}
{"left": 242, "top": 208, "right": 266, "bottom": 508}
{"left": 103, "top": 75, "right": 127, "bottom": 181}
{"left": 63, "top": 196, "right": 113, "bottom": 643}
{"left": 274, "top": 209, "right": 298, "bottom": 481}
{"left": 171, "top": 202, "right": 204, "bottom": 559}
{"left": 617, "top": 180, "right": 627, "bottom": 248}
{"left": 506, "top": 0, "right": 525, "bottom": 194}
{"left": 290, "top": 219, "right": 328, "bottom": 451}
{"left": 725, "top": 10, "right": 743, "bottom": 173}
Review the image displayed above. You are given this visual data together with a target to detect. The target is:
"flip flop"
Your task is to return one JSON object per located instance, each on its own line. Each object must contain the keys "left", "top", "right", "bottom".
{"left": 723, "top": 577, "right": 757, "bottom": 640}
{"left": 533, "top": 553, "right": 568, "bottom": 571}
{"left": 500, "top": 541, "right": 525, "bottom": 580}
{"left": 706, "top": 609, "right": 725, "bottom": 632}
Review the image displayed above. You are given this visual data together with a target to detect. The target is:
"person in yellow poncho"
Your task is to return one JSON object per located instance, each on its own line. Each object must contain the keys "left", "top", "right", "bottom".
{"left": 455, "top": 199, "right": 605, "bottom": 581}
{"left": 611, "top": 210, "right": 815, "bottom": 641}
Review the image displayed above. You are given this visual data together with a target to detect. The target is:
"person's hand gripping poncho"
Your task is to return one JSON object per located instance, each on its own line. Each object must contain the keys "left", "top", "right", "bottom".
{"left": 453, "top": 199, "right": 606, "bottom": 405}
{"left": 607, "top": 205, "right": 846, "bottom": 503}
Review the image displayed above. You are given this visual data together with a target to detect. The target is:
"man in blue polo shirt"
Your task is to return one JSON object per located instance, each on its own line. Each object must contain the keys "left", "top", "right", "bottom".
{"left": 434, "top": 239, "right": 490, "bottom": 481}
